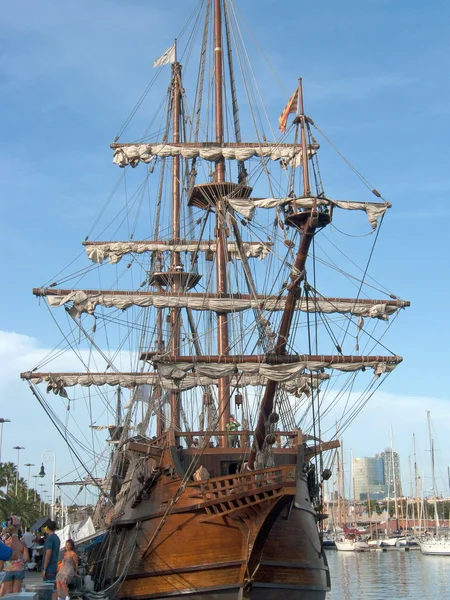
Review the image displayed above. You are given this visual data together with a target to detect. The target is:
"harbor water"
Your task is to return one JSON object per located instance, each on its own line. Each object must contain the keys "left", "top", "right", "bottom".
{"left": 326, "top": 548, "right": 449, "bottom": 599}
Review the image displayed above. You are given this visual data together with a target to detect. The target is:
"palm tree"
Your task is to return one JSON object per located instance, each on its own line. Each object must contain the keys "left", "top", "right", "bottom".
{"left": 16, "top": 477, "right": 29, "bottom": 498}
{"left": 0, "top": 491, "right": 41, "bottom": 527}
{"left": 0, "top": 462, "right": 18, "bottom": 494}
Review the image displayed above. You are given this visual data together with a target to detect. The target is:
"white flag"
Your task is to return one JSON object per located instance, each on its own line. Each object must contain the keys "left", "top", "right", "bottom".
{"left": 153, "top": 43, "right": 176, "bottom": 68}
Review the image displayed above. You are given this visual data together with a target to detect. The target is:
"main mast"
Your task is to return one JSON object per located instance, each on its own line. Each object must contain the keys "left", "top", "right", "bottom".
{"left": 214, "top": 0, "right": 231, "bottom": 441}
{"left": 170, "top": 47, "right": 182, "bottom": 430}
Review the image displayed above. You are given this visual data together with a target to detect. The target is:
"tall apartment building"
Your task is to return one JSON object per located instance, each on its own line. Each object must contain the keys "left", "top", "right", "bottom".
{"left": 379, "top": 448, "right": 402, "bottom": 497}
{"left": 352, "top": 457, "right": 386, "bottom": 501}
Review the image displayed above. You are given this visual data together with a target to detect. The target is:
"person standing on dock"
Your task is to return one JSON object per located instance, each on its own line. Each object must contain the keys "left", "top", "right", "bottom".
{"left": 56, "top": 539, "right": 78, "bottom": 600}
{"left": 22, "top": 528, "right": 34, "bottom": 559}
{"left": 41, "top": 521, "right": 60, "bottom": 600}
{"left": 0, "top": 523, "right": 30, "bottom": 597}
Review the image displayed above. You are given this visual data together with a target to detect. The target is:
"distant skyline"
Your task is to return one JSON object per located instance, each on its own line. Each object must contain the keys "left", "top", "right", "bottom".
{"left": 1, "top": 0, "right": 450, "bottom": 505}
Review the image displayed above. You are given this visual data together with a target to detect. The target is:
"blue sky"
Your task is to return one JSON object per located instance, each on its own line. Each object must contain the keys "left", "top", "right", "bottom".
{"left": 1, "top": 0, "right": 449, "bottom": 504}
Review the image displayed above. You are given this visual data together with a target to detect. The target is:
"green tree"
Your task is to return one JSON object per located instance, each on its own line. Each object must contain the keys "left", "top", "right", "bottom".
{"left": 0, "top": 462, "right": 18, "bottom": 494}
{"left": 0, "top": 491, "right": 41, "bottom": 527}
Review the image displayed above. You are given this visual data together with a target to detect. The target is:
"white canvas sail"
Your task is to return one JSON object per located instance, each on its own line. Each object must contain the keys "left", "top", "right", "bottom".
{"left": 83, "top": 240, "right": 272, "bottom": 264}
{"left": 40, "top": 289, "right": 407, "bottom": 320}
{"left": 112, "top": 142, "right": 317, "bottom": 168}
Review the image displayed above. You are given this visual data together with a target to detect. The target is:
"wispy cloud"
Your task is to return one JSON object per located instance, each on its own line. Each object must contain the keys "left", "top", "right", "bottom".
{"left": 0, "top": 330, "right": 133, "bottom": 493}
{"left": 2, "top": 330, "right": 449, "bottom": 499}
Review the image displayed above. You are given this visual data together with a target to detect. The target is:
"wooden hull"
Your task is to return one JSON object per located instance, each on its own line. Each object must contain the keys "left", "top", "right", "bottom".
{"left": 107, "top": 507, "right": 328, "bottom": 599}
{"left": 94, "top": 442, "right": 329, "bottom": 599}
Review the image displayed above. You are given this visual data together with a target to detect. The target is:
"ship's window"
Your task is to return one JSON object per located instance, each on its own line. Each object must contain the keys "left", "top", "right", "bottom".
{"left": 220, "top": 461, "right": 240, "bottom": 476}
{"left": 229, "top": 462, "right": 239, "bottom": 475}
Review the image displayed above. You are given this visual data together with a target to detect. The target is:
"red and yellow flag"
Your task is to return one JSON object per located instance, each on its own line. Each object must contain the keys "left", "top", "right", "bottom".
{"left": 278, "top": 89, "right": 299, "bottom": 133}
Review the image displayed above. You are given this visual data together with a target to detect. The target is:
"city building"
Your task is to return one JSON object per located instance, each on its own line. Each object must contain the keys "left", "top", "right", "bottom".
{"left": 352, "top": 457, "right": 386, "bottom": 501}
{"left": 380, "top": 448, "right": 402, "bottom": 497}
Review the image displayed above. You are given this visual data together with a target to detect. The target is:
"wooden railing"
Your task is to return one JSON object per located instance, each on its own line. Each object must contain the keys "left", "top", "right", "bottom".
{"left": 175, "top": 429, "right": 304, "bottom": 449}
{"left": 188, "top": 465, "right": 296, "bottom": 522}
{"left": 190, "top": 464, "right": 296, "bottom": 498}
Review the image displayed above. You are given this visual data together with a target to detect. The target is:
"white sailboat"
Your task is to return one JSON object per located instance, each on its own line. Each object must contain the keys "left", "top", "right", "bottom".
{"left": 335, "top": 451, "right": 369, "bottom": 552}
{"left": 382, "top": 428, "right": 405, "bottom": 546}
{"left": 419, "top": 411, "right": 450, "bottom": 555}
{"left": 335, "top": 536, "right": 369, "bottom": 552}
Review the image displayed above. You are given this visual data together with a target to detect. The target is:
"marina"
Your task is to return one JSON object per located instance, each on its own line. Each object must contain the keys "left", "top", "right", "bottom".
{"left": 325, "top": 548, "right": 450, "bottom": 599}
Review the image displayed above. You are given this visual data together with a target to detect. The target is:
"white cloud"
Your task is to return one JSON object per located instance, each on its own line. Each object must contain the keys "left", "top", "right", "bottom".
{"left": 320, "top": 389, "right": 450, "bottom": 497}
{"left": 0, "top": 330, "right": 121, "bottom": 504}
{"left": 2, "top": 330, "right": 449, "bottom": 505}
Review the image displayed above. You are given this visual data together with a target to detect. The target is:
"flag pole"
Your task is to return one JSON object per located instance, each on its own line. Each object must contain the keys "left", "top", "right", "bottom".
{"left": 298, "top": 78, "right": 311, "bottom": 197}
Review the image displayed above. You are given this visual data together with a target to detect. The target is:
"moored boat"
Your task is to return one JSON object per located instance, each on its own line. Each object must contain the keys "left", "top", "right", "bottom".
{"left": 335, "top": 535, "right": 369, "bottom": 552}
{"left": 20, "top": 1, "right": 409, "bottom": 598}
{"left": 419, "top": 537, "right": 450, "bottom": 555}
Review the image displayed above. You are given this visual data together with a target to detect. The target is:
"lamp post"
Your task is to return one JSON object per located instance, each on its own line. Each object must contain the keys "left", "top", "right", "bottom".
{"left": 13, "top": 446, "right": 25, "bottom": 496}
{"left": 40, "top": 450, "right": 56, "bottom": 521}
{"left": 0, "top": 418, "right": 11, "bottom": 463}
{"left": 32, "top": 475, "right": 39, "bottom": 501}
{"left": 41, "top": 491, "right": 49, "bottom": 515}
{"left": 38, "top": 484, "right": 46, "bottom": 514}
{"left": 24, "top": 463, "right": 35, "bottom": 500}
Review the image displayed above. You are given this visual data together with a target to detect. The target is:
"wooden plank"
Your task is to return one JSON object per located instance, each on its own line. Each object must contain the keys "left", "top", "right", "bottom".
{"left": 124, "top": 441, "right": 163, "bottom": 459}
{"left": 305, "top": 439, "right": 340, "bottom": 459}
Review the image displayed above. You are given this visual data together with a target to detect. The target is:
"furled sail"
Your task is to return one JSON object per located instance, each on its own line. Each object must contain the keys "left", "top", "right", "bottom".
{"left": 227, "top": 196, "right": 391, "bottom": 230}
{"left": 111, "top": 142, "right": 318, "bottom": 169}
{"left": 21, "top": 370, "right": 329, "bottom": 396}
{"left": 151, "top": 356, "right": 402, "bottom": 383}
{"left": 35, "top": 288, "right": 409, "bottom": 320}
{"left": 83, "top": 240, "right": 272, "bottom": 265}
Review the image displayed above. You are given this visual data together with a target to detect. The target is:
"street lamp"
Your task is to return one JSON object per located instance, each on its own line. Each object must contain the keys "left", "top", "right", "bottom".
{"left": 41, "top": 490, "right": 49, "bottom": 515}
{"left": 13, "top": 446, "right": 25, "bottom": 496}
{"left": 24, "top": 463, "right": 35, "bottom": 500}
{"left": 32, "top": 475, "right": 39, "bottom": 501}
{"left": 40, "top": 450, "right": 56, "bottom": 521}
{"left": 38, "top": 484, "right": 46, "bottom": 514}
{"left": 0, "top": 418, "right": 11, "bottom": 463}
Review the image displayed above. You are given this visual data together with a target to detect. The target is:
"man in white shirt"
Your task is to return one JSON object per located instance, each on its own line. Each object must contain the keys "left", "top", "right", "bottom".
{"left": 22, "top": 528, "right": 34, "bottom": 554}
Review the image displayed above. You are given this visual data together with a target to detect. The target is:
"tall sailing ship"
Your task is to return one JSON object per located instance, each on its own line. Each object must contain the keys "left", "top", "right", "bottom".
{"left": 21, "top": 1, "right": 409, "bottom": 598}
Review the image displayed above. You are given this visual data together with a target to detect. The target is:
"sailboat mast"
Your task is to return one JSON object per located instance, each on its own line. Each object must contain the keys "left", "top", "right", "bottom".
{"left": 341, "top": 440, "right": 346, "bottom": 526}
{"left": 427, "top": 411, "right": 440, "bottom": 530}
{"left": 336, "top": 448, "right": 341, "bottom": 528}
{"left": 413, "top": 433, "right": 419, "bottom": 527}
{"left": 214, "top": 0, "right": 230, "bottom": 437}
{"left": 170, "top": 45, "right": 182, "bottom": 429}
{"left": 390, "top": 427, "right": 399, "bottom": 530}
{"left": 351, "top": 448, "right": 357, "bottom": 529}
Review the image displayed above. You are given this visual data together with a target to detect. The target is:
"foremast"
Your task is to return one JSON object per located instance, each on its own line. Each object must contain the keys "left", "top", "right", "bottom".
{"left": 249, "top": 79, "right": 327, "bottom": 469}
